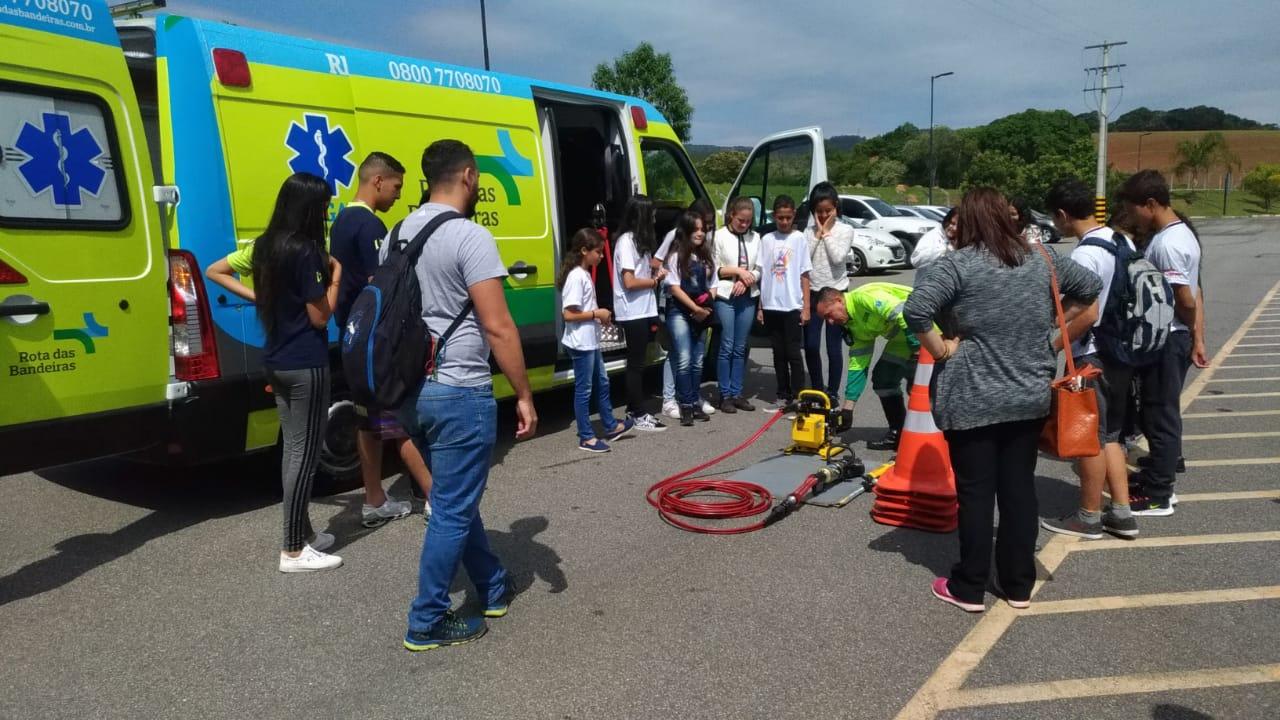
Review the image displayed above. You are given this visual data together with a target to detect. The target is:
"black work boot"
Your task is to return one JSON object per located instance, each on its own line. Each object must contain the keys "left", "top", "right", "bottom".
{"left": 867, "top": 429, "right": 901, "bottom": 451}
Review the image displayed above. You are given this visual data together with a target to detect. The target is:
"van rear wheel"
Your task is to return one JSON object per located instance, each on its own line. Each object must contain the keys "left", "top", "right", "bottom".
{"left": 313, "top": 397, "right": 362, "bottom": 496}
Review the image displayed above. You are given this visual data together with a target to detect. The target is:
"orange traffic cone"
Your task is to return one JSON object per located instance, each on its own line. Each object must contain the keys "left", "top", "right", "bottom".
{"left": 871, "top": 347, "right": 958, "bottom": 533}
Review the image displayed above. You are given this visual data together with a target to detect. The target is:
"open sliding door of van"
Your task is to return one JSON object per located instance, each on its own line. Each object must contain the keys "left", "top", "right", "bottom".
{"left": 0, "top": 4, "right": 170, "bottom": 474}
{"left": 725, "top": 127, "right": 827, "bottom": 230}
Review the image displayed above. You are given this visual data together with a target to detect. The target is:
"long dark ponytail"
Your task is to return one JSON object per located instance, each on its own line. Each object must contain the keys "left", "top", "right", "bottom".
{"left": 252, "top": 172, "right": 333, "bottom": 338}
{"left": 619, "top": 193, "right": 657, "bottom": 257}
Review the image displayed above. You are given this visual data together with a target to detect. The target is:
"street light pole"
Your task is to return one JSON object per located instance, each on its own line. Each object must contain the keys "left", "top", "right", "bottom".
{"left": 1137, "top": 131, "right": 1152, "bottom": 171}
{"left": 480, "top": 0, "right": 491, "bottom": 71}
{"left": 929, "top": 71, "right": 954, "bottom": 205}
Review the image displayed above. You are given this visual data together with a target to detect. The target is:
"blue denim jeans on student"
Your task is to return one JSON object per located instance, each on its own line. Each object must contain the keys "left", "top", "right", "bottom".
{"left": 804, "top": 289, "right": 846, "bottom": 399}
{"left": 568, "top": 346, "right": 620, "bottom": 441}
{"left": 399, "top": 379, "right": 508, "bottom": 634}
{"left": 714, "top": 293, "right": 755, "bottom": 399}
{"left": 666, "top": 309, "right": 706, "bottom": 406}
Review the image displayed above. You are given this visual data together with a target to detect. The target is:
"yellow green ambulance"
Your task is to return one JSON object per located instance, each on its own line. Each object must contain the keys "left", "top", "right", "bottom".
{"left": 2, "top": 0, "right": 761, "bottom": 484}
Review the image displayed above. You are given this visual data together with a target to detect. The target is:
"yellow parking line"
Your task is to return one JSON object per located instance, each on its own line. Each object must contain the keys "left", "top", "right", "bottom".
{"left": 1205, "top": 376, "right": 1280, "bottom": 382}
{"left": 1190, "top": 391, "right": 1280, "bottom": 400}
{"left": 1217, "top": 364, "right": 1280, "bottom": 370}
{"left": 1182, "top": 431, "right": 1280, "bottom": 440}
{"left": 1229, "top": 353, "right": 1280, "bottom": 357}
{"left": 1236, "top": 343, "right": 1280, "bottom": 348}
{"left": 1183, "top": 409, "right": 1280, "bottom": 419}
{"left": 1024, "top": 586, "right": 1280, "bottom": 616}
{"left": 1071, "top": 531, "right": 1280, "bottom": 552}
{"left": 1185, "top": 457, "right": 1280, "bottom": 467}
{"left": 943, "top": 664, "right": 1280, "bottom": 710}
{"left": 1177, "top": 490, "right": 1280, "bottom": 502}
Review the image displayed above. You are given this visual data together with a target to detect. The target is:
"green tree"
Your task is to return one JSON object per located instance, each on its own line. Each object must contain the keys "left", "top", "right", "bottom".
{"left": 961, "top": 150, "right": 1021, "bottom": 194}
{"left": 1242, "top": 163, "right": 1280, "bottom": 211}
{"left": 976, "top": 109, "right": 1092, "bottom": 164}
{"left": 592, "top": 42, "right": 693, "bottom": 141}
{"left": 697, "top": 150, "right": 747, "bottom": 183}
{"left": 900, "top": 126, "right": 979, "bottom": 187}
{"left": 867, "top": 158, "right": 907, "bottom": 187}
{"left": 828, "top": 150, "right": 871, "bottom": 186}
{"left": 1173, "top": 131, "right": 1238, "bottom": 188}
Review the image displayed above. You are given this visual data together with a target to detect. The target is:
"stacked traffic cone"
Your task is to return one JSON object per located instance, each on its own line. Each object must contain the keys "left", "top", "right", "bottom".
{"left": 870, "top": 347, "right": 958, "bottom": 533}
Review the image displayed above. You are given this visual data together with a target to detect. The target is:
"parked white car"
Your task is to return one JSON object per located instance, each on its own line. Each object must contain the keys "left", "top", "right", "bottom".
{"left": 840, "top": 195, "right": 939, "bottom": 266}
{"left": 840, "top": 219, "right": 906, "bottom": 275}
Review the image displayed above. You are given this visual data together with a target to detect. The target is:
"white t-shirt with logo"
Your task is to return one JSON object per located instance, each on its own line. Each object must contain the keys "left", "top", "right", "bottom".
{"left": 611, "top": 231, "right": 658, "bottom": 321}
{"left": 759, "top": 230, "right": 812, "bottom": 312}
{"left": 1145, "top": 220, "right": 1200, "bottom": 333}
{"left": 561, "top": 266, "right": 599, "bottom": 351}
{"left": 1070, "top": 226, "right": 1132, "bottom": 358}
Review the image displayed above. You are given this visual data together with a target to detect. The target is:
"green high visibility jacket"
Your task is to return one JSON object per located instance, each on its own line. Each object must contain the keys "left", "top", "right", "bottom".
{"left": 842, "top": 282, "right": 919, "bottom": 401}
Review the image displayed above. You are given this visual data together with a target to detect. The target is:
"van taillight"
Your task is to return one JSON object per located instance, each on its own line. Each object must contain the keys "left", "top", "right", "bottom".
{"left": 0, "top": 258, "right": 26, "bottom": 284}
{"left": 212, "top": 48, "right": 251, "bottom": 88}
{"left": 168, "top": 249, "right": 220, "bottom": 381}
{"left": 630, "top": 105, "right": 648, "bottom": 131}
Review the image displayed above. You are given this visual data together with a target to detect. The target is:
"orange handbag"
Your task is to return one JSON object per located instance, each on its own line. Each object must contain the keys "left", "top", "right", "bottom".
{"left": 1035, "top": 243, "right": 1102, "bottom": 459}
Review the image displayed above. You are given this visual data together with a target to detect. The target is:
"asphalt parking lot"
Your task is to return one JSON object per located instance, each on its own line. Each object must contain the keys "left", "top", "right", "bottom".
{"left": 2, "top": 217, "right": 1278, "bottom": 719}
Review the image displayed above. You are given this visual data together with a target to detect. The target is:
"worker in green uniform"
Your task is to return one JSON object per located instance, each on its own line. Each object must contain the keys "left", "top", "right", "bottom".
{"left": 813, "top": 282, "right": 919, "bottom": 451}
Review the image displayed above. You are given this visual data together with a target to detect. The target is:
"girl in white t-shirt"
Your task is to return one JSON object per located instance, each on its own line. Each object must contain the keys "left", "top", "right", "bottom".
{"left": 612, "top": 194, "right": 669, "bottom": 432}
{"left": 559, "top": 228, "right": 634, "bottom": 452}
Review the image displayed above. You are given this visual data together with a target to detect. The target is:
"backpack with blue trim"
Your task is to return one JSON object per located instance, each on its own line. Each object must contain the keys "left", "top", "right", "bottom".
{"left": 340, "top": 210, "right": 469, "bottom": 408}
{"left": 1079, "top": 231, "right": 1175, "bottom": 367}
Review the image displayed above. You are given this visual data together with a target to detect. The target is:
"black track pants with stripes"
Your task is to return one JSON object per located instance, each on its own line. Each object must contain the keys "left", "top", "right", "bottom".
{"left": 268, "top": 366, "right": 330, "bottom": 552}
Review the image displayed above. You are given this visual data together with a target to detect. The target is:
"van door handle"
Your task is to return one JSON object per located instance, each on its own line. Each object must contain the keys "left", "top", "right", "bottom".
{"left": 507, "top": 262, "right": 537, "bottom": 279}
{"left": 0, "top": 301, "right": 50, "bottom": 318}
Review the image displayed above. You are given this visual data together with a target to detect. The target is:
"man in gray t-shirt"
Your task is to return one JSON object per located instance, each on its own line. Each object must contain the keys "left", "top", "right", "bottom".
{"left": 380, "top": 202, "right": 506, "bottom": 387}
{"left": 397, "top": 140, "right": 537, "bottom": 652}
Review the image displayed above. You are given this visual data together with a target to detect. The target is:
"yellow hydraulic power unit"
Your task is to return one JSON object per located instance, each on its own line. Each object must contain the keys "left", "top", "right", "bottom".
{"left": 784, "top": 390, "right": 854, "bottom": 460}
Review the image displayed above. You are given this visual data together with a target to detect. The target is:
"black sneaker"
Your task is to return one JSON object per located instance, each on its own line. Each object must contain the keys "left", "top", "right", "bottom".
{"left": 1102, "top": 509, "right": 1139, "bottom": 538}
{"left": 679, "top": 405, "right": 694, "bottom": 427}
{"left": 866, "top": 429, "right": 901, "bottom": 451}
{"left": 403, "top": 611, "right": 487, "bottom": 651}
{"left": 732, "top": 397, "right": 756, "bottom": 412}
{"left": 1130, "top": 494, "right": 1175, "bottom": 517}
{"left": 692, "top": 405, "right": 711, "bottom": 422}
{"left": 1040, "top": 513, "right": 1104, "bottom": 540}
{"left": 718, "top": 398, "right": 738, "bottom": 414}
{"left": 1137, "top": 455, "right": 1187, "bottom": 473}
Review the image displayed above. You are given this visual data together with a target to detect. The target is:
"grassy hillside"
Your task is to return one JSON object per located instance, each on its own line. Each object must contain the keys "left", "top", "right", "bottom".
{"left": 1106, "top": 130, "right": 1280, "bottom": 183}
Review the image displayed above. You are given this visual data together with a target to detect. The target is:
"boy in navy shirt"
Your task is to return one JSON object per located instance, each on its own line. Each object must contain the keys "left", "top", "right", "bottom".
{"left": 332, "top": 152, "right": 434, "bottom": 526}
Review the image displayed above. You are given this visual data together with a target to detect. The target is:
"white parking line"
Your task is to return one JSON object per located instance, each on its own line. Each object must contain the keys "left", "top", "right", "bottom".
{"left": 1205, "top": 376, "right": 1280, "bottom": 383}
{"left": 1183, "top": 409, "right": 1280, "bottom": 419}
{"left": 1182, "top": 431, "right": 1280, "bottom": 440}
{"left": 1217, "top": 364, "right": 1280, "bottom": 370}
{"left": 1177, "top": 490, "right": 1280, "bottom": 502}
{"left": 1236, "top": 343, "right": 1280, "bottom": 348}
{"left": 1190, "top": 391, "right": 1280, "bottom": 399}
{"left": 1185, "top": 457, "right": 1280, "bottom": 468}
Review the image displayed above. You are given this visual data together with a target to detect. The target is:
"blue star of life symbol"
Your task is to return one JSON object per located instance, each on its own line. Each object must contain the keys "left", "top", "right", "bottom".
{"left": 285, "top": 113, "right": 355, "bottom": 196}
{"left": 15, "top": 112, "right": 107, "bottom": 207}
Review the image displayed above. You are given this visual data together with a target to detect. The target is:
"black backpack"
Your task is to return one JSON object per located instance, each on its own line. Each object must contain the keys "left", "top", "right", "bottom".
{"left": 340, "top": 211, "right": 471, "bottom": 408}
{"left": 1079, "top": 232, "right": 1175, "bottom": 368}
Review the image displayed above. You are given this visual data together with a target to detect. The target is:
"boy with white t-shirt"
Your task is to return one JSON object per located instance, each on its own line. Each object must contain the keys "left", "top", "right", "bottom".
{"left": 1118, "top": 170, "right": 1209, "bottom": 517}
{"left": 1041, "top": 178, "right": 1139, "bottom": 540}
{"left": 756, "top": 195, "right": 811, "bottom": 405}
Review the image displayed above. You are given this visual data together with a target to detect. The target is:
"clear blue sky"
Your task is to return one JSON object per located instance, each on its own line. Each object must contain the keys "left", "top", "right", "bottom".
{"left": 166, "top": 0, "right": 1280, "bottom": 145}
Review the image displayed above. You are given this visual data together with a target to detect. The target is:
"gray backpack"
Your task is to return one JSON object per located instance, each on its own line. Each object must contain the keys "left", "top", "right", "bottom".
{"left": 1079, "top": 233, "right": 1175, "bottom": 367}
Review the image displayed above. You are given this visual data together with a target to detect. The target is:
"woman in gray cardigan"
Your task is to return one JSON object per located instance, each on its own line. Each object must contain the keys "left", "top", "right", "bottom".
{"left": 904, "top": 187, "right": 1101, "bottom": 613}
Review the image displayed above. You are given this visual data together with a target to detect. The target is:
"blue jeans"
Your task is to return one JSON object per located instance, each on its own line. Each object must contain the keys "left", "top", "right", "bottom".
{"left": 399, "top": 380, "right": 508, "bottom": 633}
{"left": 666, "top": 309, "right": 706, "bottom": 406}
{"left": 568, "top": 347, "right": 620, "bottom": 441}
{"left": 804, "top": 289, "right": 846, "bottom": 399}
{"left": 714, "top": 294, "right": 755, "bottom": 399}
{"left": 662, "top": 356, "right": 675, "bottom": 403}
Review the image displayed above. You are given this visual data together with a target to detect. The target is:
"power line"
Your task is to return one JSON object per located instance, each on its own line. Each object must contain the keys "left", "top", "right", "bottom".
{"left": 956, "top": 0, "right": 1079, "bottom": 47}
{"left": 1024, "top": 0, "right": 1094, "bottom": 37}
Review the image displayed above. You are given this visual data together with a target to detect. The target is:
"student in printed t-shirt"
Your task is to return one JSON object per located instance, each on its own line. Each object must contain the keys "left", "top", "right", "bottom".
{"left": 1117, "top": 170, "right": 1211, "bottom": 518}
{"left": 755, "top": 195, "right": 811, "bottom": 408}
{"left": 610, "top": 194, "right": 668, "bottom": 432}
{"left": 330, "top": 152, "right": 436, "bottom": 528}
{"left": 653, "top": 197, "right": 719, "bottom": 420}
{"left": 1040, "top": 178, "right": 1140, "bottom": 540}
{"left": 710, "top": 196, "right": 763, "bottom": 413}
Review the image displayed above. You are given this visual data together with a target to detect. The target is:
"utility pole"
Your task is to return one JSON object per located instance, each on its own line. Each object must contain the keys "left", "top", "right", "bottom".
{"left": 928, "top": 71, "right": 954, "bottom": 205}
{"left": 480, "top": 0, "right": 491, "bottom": 70}
{"left": 1084, "top": 41, "right": 1126, "bottom": 223}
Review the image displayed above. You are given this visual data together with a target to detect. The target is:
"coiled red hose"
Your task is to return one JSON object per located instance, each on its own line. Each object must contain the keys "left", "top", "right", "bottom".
{"left": 647, "top": 411, "right": 807, "bottom": 534}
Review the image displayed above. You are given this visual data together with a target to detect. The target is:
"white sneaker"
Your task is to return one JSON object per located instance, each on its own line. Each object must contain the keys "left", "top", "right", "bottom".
{"left": 309, "top": 531, "right": 335, "bottom": 552}
{"left": 362, "top": 496, "right": 412, "bottom": 527}
{"left": 700, "top": 400, "right": 717, "bottom": 415}
{"left": 279, "top": 545, "right": 343, "bottom": 573}
{"left": 631, "top": 413, "right": 668, "bottom": 432}
{"left": 662, "top": 400, "right": 681, "bottom": 419}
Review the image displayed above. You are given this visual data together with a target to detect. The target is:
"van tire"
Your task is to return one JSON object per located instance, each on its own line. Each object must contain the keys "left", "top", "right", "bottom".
{"left": 312, "top": 397, "right": 362, "bottom": 496}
